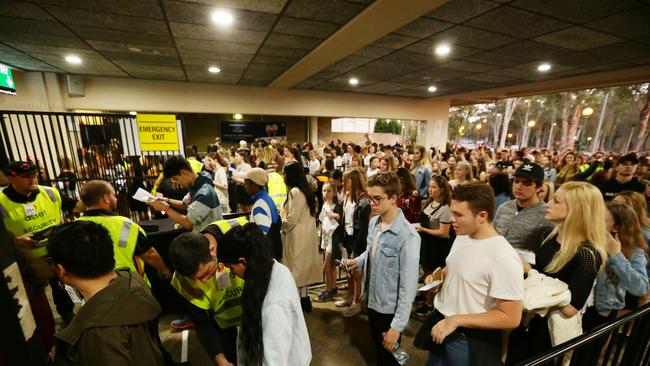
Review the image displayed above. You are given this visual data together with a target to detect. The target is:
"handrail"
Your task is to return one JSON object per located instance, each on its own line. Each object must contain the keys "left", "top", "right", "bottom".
{"left": 519, "top": 303, "right": 650, "bottom": 365}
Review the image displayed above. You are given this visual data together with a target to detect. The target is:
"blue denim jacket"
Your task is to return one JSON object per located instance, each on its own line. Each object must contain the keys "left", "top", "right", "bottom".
{"left": 413, "top": 165, "right": 432, "bottom": 198}
{"left": 594, "top": 248, "right": 649, "bottom": 311}
{"left": 356, "top": 209, "right": 420, "bottom": 332}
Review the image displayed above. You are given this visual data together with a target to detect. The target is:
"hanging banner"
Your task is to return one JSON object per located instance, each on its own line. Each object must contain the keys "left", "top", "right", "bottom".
{"left": 220, "top": 121, "right": 286, "bottom": 143}
{"left": 136, "top": 114, "right": 179, "bottom": 151}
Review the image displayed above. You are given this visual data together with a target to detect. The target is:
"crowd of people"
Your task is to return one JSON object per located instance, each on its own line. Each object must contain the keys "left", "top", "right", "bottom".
{"left": 4, "top": 134, "right": 650, "bottom": 366}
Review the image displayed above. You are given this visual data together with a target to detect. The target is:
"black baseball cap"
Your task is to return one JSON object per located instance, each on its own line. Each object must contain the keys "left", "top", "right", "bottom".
{"left": 617, "top": 153, "right": 639, "bottom": 165}
{"left": 514, "top": 162, "right": 544, "bottom": 183}
{"left": 4, "top": 161, "right": 38, "bottom": 176}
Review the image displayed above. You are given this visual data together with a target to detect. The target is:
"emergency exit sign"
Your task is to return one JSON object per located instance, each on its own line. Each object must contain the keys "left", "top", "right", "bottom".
{"left": 0, "top": 64, "right": 16, "bottom": 96}
{"left": 136, "top": 114, "right": 180, "bottom": 151}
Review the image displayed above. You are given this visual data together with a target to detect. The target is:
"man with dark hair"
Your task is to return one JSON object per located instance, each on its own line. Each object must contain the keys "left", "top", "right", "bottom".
{"left": 343, "top": 172, "right": 420, "bottom": 365}
{"left": 49, "top": 221, "right": 164, "bottom": 365}
{"left": 77, "top": 180, "right": 170, "bottom": 282}
{"left": 0, "top": 160, "right": 74, "bottom": 323}
{"left": 599, "top": 153, "right": 645, "bottom": 200}
{"left": 149, "top": 156, "right": 222, "bottom": 232}
{"left": 493, "top": 162, "right": 554, "bottom": 254}
{"left": 168, "top": 218, "right": 248, "bottom": 366}
{"left": 416, "top": 182, "right": 523, "bottom": 365}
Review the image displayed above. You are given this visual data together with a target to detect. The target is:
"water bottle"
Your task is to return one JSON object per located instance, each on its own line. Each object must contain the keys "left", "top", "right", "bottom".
{"left": 391, "top": 343, "right": 409, "bottom": 365}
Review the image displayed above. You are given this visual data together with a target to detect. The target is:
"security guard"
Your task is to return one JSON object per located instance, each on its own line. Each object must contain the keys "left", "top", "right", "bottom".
{"left": 76, "top": 180, "right": 171, "bottom": 284}
{"left": 169, "top": 217, "right": 248, "bottom": 366}
{"left": 0, "top": 160, "right": 74, "bottom": 323}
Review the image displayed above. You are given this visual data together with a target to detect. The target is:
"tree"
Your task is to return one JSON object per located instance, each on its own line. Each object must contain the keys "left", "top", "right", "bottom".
{"left": 633, "top": 86, "right": 650, "bottom": 151}
{"left": 499, "top": 97, "right": 521, "bottom": 148}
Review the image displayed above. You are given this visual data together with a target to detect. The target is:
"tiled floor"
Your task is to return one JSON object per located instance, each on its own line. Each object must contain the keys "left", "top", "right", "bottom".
{"left": 51, "top": 282, "right": 430, "bottom": 365}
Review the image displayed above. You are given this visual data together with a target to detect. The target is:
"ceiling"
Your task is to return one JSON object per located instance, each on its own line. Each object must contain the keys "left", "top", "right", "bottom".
{"left": 1, "top": 0, "right": 649, "bottom": 104}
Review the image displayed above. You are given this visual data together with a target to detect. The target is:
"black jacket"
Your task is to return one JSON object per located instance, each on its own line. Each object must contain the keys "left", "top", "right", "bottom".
{"left": 350, "top": 195, "right": 371, "bottom": 256}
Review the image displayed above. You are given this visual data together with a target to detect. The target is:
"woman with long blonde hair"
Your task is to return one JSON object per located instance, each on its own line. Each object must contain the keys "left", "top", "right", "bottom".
{"left": 509, "top": 181, "right": 608, "bottom": 364}
{"left": 448, "top": 161, "right": 474, "bottom": 189}
{"left": 410, "top": 145, "right": 432, "bottom": 198}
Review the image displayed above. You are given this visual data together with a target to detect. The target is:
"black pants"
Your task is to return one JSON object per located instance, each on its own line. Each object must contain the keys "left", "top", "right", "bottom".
{"left": 49, "top": 277, "right": 74, "bottom": 319}
{"left": 217, "top": 325, "right": 238, "bottom": 363}
{"left": 368, "top": 309, "right": 399, "bottom": 366}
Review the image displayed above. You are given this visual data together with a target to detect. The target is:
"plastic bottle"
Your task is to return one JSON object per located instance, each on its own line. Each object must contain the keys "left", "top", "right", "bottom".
{"left": 392, "top": 343, "right": 409, "bottom": 365}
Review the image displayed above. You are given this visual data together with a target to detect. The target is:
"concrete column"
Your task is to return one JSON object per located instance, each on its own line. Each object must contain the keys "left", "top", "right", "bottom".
{"left": 309, "top": 116, "right": 318, "bottom": 145}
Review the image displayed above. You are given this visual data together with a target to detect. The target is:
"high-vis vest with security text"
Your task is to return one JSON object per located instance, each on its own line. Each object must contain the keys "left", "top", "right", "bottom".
{"left": 267, "top": 171, "right": 287, "bottom": 210}
{"left": 0, "top": 185, "right": 62, "bottom": 257}
{"left": 171, "top": 217, "right": 248, "bottom": 328}
{"left": 76, "top": 215, "right": 149, "bottom": 285}
{"left": 188, "top": 157, "right": 204, "bottom": 174}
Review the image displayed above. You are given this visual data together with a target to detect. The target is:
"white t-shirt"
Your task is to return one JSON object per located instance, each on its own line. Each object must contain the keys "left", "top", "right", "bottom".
{"left": 434, "top": 234, "right": 523, "bottom": 316}
{"left": 308, "top": 159, "right": 321, "bottom": 175}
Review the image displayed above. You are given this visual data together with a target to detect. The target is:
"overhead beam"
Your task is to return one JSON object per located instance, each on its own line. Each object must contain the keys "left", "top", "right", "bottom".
{"left": 268, "top": 0, "right": 448, "bottom": 89}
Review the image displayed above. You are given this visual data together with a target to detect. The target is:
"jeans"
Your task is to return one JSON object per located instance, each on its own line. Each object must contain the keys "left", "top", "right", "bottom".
{"left": 426, "top": 333, "right": 470, "bottom": 366}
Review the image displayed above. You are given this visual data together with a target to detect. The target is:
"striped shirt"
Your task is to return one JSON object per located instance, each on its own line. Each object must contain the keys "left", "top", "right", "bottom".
{"left": 250, "top": 189, "right": 280, "bottom": 234}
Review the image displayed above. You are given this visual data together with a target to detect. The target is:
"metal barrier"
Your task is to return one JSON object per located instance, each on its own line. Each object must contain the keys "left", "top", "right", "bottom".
{"left": 0, "top": 111, "right": 185, "bottom": 221}
{"left": 520, "top": 303, "right": 650, "bottom": 366}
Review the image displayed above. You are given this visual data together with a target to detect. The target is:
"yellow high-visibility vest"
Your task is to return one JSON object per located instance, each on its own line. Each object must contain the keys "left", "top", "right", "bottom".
{"left": 267, "top": 172, "right": 287, "bottom": 210}
{"left": 0, "top": 186, "right": 61, "bottom": 257}
{"left": 188, "top": 158, "right": 204, "bottom": 174}
{"left": 76, "top": 214, "right": 150, "bottom": 286}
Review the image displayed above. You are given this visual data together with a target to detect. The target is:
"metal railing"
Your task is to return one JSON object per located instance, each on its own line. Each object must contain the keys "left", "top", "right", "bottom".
{"left": 520, "top": 303, "right": 650, "bottom": 366}
{"left": 0, "top": 111, "right": 185, "bottom": 221}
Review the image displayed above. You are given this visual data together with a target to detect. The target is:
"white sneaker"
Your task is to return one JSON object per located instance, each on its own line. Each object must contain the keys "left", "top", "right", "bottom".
{"left": 342, "top": 303, "right": 362, "bottom": 317}
{"left": 335, "top": 296, "right": 353, "bottom": 307}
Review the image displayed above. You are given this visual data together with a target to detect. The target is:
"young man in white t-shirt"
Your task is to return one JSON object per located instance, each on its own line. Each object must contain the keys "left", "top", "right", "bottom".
{"left": 422, "top": 182, "right": 523, "bottom": 365}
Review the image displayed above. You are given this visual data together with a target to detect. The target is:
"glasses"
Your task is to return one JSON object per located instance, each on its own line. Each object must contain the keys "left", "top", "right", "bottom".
{"left": 369, "top": 195, "right": 388, "bottom": 205}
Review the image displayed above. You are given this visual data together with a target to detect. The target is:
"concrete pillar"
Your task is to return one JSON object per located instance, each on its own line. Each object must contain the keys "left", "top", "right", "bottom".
{"left": 309, "top": 116, "right": 318, "bottom": 146}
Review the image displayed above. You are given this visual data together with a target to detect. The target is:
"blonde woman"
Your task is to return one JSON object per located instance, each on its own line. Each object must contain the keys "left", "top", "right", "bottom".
{"left": 537, "top": 180, "right": 555, "bottom": 203}
{"left": 508, "top": 181, "right": 608, "bottom": 363}
{"left": 380, "top": 154, "right": 396, "bottom": 173}
{"left": 555, "top": 152, "right": 579, "bottom": 185}
{"left": 448, "top": 161, "right": 473, "bottom": 189}
{"left": 410, "top": 145, "right": 432, "bottom": 198}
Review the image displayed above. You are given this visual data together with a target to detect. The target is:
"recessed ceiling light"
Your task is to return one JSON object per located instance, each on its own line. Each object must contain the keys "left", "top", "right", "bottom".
{"left": 212, "top": 9, "right": 234, "bottom": 26}
{"left": 208, "top": 66, "right": 221, "bottom": 74}
{"left": 233, "top": 113, "right": 243, "bottom": 120}
{"left": 434, "top": 43, "right": 451, "bottom": 56}
{"left": 128, "top": 47, "right": 142, "bottom": 53}
{"left": 349, "top": 77, "right": 359, "bottom": 86}
{"left": 537, "top": 63, "right": 552, "bottom": 72}
{"left": 427, "top": 85, "right": 437, "bottom": 93}
{"left": 65, "top": 55, "right": 82, "bottom": 64}
{"left": 129, "top": 111, "right": 137, "bottom": 115}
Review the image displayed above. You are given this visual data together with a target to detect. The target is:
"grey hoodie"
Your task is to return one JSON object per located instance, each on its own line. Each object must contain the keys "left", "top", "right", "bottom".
{"left": 493, "top": 200, "right": 555, "bottom": 251}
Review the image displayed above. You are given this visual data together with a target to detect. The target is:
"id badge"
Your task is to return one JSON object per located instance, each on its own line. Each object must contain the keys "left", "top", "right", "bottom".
{"left": 24, "top": 204, "right": 36, "bottom": 216}
{"left": 215, "top": 265, "right": 232, "bottom": 289}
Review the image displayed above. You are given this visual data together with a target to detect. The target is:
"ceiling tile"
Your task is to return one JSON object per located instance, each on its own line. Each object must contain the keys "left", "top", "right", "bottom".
{"left": 380, "top": 50, "right": 440, "bottom": 67}
{"left": 552, "top": 51, "right": 615, "bottom": 68}
{"left": 310, "top": 68, "right": 342, "bottom": 80}
{"left": 351, "top": 45, "right": 393, "bottom": 59}
{"left": 187, "top": 71, "right": 241, "bottom": 84}
{"left": 0, "top": 31, "right": 89, "bottom": 49}
{"left": 274, "top": 17, "right": 340, "bottom": 39}
{"left": 250, "top": 54, "right": 300, "bottom": 67}
{"left": 0, "top": 1, "right": 55, "bottom": 20}
{"left": 358, "top": 81, "right": 413, "bottom": 93}
{"left": 241, "top": 63, "right": 287, "bottom": 81}
{"left": 496, "top": 40, "right": 573, "bottom": 59}
{"left": 179, "top": 49, "right": 254, "bottom": 63}
{"left": 34, "top": 0, "right": 165, "bottom": 19}
{"left": 311, "top": 79, "right": 358, "bottom": 91}
{"left": 176, "top": 38, "right": 259, "bottom": 54}
{"left": 585, "top": 6, "right": 650, "bottom": 40}
{"left": 535, "top": 26, "right": 624, "bottom": 51}
{"left": 284, "top": 0, "right": 366, "bottom": 24}
{"left": 462, "top": 51, "right": 532, "bottom": 67}
{"left": 351, "top": 60, "right": 420, "bottom": 80}
{"left": 41, "top": 5, "right": 169, "bottom": 35}
{"left": 0, "top": 44, "right": 62, "bottom": 71}
{"left": 256, "top": 45, "right": 309, "bottom": 58}
{"left": 428, "top": 25, "right": 519, "bottom": 50}
{"left": 170, "top": 22, "right": 266, "bottom": 44}
{"left": 292, "top": 78, "right": 327, "bottom": 89}
{"left": 510, "top": 0, "right": 640, "bottom": 23}
{"left": 183, "top": 60, "right": 247, "bottom": 73}
{"left": 403, "top": 40, "right": 481, "bottom": 60}
{"left": 163, "top": 0, "right": 277, "bottom": 31}
{"left": 170, "top": 0, "right": 287, "bottom": 14}
{"left": 71, "top": 26, "right": 174, "bottom": 47}
{"left": 588, "top": 41, "right": 650, "bottom": 61}
{"left": 239, "top": 78, "right": 272, "bottom": 86}
{"left": 439, "top": 60, "right": 500, "bottom": 72}
{"left": 326, "top": 54, "right": 373, "bottom": 72}
{"left": 87, "top": 41, "right": 177, "bottom": 57}
{"left": 372, "top": 33, "right": 419, "bottom": 49}
{"left": 101, "top": 51, "right": 180, "bottom": 66}
{"left": 0, "top": 17, "right": 73, "bottom": 37}
{"left": 466, "top": 6, "right": 571, "bottom": 38}
{"left": 395, "top": 67, "right": 472, "bottom": 84}
{"left": 425, "top": 0, "right": 500, "bottom": 23}
{"left": 393, "top": 17, "right": 453, "bottom": 39}
{"left": 264, "top": 33, "right": 323, "bottom": 50}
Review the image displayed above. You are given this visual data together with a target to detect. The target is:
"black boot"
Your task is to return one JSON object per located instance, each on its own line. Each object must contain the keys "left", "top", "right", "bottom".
{"left": 300, "top": 296, "right": 312, "bottom": 313}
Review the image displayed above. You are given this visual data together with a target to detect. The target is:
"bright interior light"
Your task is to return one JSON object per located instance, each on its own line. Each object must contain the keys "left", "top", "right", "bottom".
{"left": 233, "top": 113, "right": 243, "bottom": 120}
{"left": 349, "top": 78, "right": 359, "bottom": 86}
{"left": 427, "top": 85, "right": 437, "bottom": 92}
{"left": 212, "top": 9, "right": 234, "bottom": 26}
{"left": 528, "top": 120, "right": 536, "bottom": 127}
{"left": 537, "top": 63, "right": 552, "bottom": 72}
{"left": 65, "top": 55, "right": 82, "bottom": 64}
{"left": 434, "top": 43, "right": 451, "bottom": 56}
{"left": 129, "top": 111, "right": 137, "bottom": 115}
{"left": 208, "top": 66, "right": 221, "bottom": 74}
{"left": 128, "top": 47, "right": 142, "bottom": 53}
